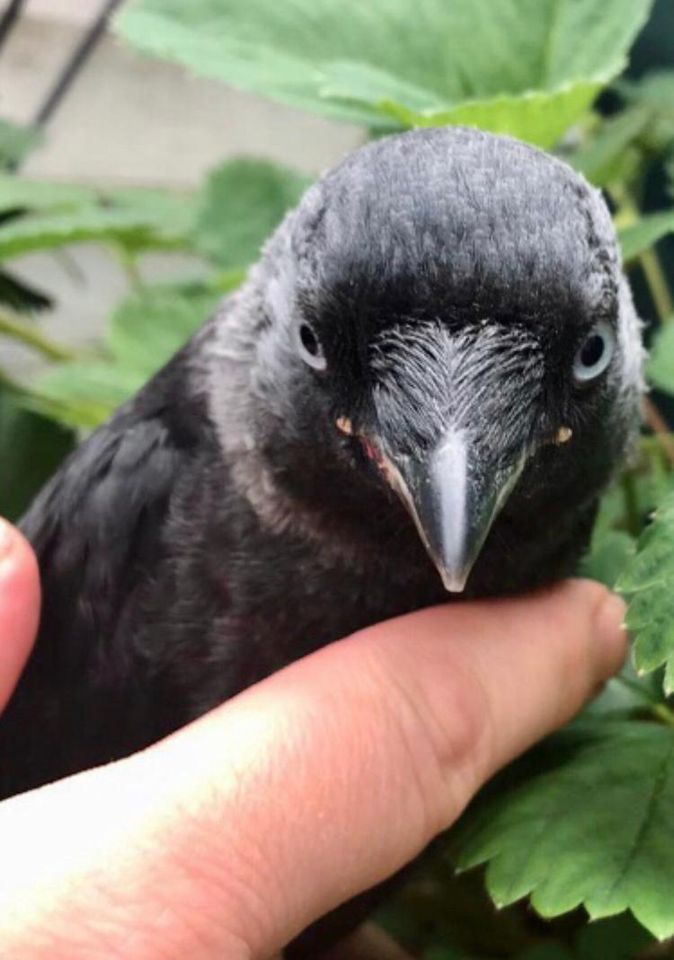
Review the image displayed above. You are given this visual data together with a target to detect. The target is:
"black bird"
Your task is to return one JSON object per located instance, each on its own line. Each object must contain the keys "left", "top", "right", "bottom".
{"left": 1, "top": 127, "right": 642, "bottom": 954}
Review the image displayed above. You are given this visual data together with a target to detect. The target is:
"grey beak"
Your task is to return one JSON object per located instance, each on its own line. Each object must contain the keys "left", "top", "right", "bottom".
{"left": 382, "top": 429, "right": 527, "bottom": 593}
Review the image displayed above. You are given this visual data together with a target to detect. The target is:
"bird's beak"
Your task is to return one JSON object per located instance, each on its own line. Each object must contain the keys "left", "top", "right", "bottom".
{"left": 378, "top": 430, "right": 527, "bottom": 593}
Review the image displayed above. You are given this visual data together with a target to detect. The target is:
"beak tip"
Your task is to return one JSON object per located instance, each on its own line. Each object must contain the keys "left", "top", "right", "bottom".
{"left": 438, "top": 566, "right": 471, "bottom": 594}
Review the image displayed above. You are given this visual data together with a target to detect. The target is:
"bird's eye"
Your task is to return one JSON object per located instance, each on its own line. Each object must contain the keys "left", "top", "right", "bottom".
{"left": 297, "top": 322, "right": 327, "bottom": 371}
{"left": 572, "top": 321, "right": 615, "bottom": 385}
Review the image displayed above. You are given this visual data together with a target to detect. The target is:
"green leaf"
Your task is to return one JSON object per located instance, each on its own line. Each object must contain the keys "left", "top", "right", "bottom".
{"left": 618, "top": 211, "right": 674, "bottom": 263}
{"left": 116, "top": 0, "right": 653, "bottom": 147}
{"left": 647, "top": 322, "right": 674, "bottom": 395}
{"left": 568, "top": 108, "right": 649, "bottom": 187}
{"left": 616, "top": 489, "right": 674, "bottom": 691}
{"left": 0, "top": 386, "right": 73, "bottom": 519}
{"left": 0, "top": 208, "right": 187, "bottom": 261}
{"left": 580, "top": 530, "right": 636, "bottom": 588}
{"left": 107, "top": 287, "right": 220, "bottom": 375}
{"left": 0, "top": 120, "right": 41, "bottom": 169}
{"left": 0, "top": 180, "right": 198, "bottom": 260}
{"left": 192, "top": 158, "right": 310, "bottom": 270}
{"left": 29, "top": 287, "right": 220, "bottom": 430}
{"left": 617, "top": 70, "right": 674, "bottom": 153}
{"left": 0, "top": 175, "right": 97, "bottom": 213}
{"left": 29, "top": 362, "right": 144, "bottom": 430}
{"left": 451, "top": 722, "right": 674, "bottom": 941}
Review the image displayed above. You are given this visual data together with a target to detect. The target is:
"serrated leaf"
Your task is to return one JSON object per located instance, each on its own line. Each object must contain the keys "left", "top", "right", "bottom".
{"left": 616, "top": 488, "right": 674, "bottom": 690}
{"left": 618, "top": 211, "right": 674, "bottom": 263}
{"left": 647, "top": 322, "right": 674, "bottom": 395}
{"left": 192, "top": 159, "right": 310, "bottom": 270}
{"left": 451, "top": 722, "right": 674, "bottom": 941}
{"left": 0, "top": 120, "right": 41, "bottom": 169}
{"left": 116, "top": 0, "right": 653, "bottom": 147}
{"left": 383, "top": 83, "right": 606, "bottom": 150}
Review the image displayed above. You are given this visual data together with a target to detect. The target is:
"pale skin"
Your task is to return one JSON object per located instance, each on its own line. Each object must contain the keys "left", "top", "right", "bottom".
{"left": 0, "top": 517, "right": 626, "bottom": 960}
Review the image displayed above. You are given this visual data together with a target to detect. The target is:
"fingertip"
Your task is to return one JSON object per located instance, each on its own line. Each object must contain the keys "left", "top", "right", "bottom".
{"left": 592, "top": 587, "right": 628, "bottom": 679}
{"left": 0, "top": 518, "right": 40, "bottom": 709}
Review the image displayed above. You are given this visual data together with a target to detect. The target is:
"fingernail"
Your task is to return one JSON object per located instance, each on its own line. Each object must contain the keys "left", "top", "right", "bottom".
{"left": 594, "top": 591, "right": 628, "bottom": 677}
{"left": 0, "top": 518, "right": 16, "bottom": 561}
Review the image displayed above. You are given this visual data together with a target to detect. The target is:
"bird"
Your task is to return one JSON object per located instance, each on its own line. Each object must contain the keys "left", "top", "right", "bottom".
{"left": 0, "top": 126, "right": 642, "bottom": 955}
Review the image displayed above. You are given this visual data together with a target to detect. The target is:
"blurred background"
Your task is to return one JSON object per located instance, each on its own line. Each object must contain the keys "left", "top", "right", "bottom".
{"left": 2, "top": 0, "right": 363, "bottom": 376}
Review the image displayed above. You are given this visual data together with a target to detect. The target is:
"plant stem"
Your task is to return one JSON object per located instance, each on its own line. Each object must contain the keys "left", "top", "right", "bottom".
{"left": 613, "top": 182, "right": 674, "bottom": 322}
{"left": 642, "top": 396, "right": 674, "bottom": 469}
{"left": 0, "top": 310, "right": 77, "bottom": 362}
{"left": 116, "top": 245, "right": 144, "bottom": 293}
{"left": 639, "top": 247, "right": 674, "bottom": 322}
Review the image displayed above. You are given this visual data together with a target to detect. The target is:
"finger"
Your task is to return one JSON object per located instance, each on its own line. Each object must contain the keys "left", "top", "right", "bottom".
{"left": 0, "top": 519, "right": 39, "bottom": 712}
{"left": 0, "top": 580, "right": 625, "bottom": 960}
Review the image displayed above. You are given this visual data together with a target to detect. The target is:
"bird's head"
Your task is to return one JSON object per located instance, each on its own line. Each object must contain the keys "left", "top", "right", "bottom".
{"left": 224, "top": 127, "right": 643, "bottom": 594}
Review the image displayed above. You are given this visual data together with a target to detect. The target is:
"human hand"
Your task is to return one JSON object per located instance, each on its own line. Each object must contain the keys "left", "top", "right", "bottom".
{"left": 0, "top": 516, "right": 626, "bottom": 959}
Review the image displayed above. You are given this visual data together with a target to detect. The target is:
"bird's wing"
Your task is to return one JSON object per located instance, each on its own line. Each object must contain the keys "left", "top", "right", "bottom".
{"left": 19, "top": 382, "right": 200, "bottom": 675}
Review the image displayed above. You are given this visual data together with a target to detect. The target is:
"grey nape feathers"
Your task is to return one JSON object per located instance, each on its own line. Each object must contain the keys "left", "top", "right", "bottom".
{"left": 1, "top": 127, "right": 643, "bottom": 957}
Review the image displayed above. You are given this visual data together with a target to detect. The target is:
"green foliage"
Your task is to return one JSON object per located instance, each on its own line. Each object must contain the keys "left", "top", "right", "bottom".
{"left": 0, "top": 180, "right": 197, "bottom": 259}
{"left": 193, "top": 159, "right": 310, "bottom": 269}
{"left": 28, "top": 287, "right": 221, "bottom": 430}
{"left": 115, "top": 0, "right": 653, "bottom": 147}
{"left": 618, "top": 210, "right": 674, "bottom": 263}
{"left": 617, "top": 491, "right": 674, "bottom": 694}
{"left": 451, "top": 722, "right": 674, "bottom": 939}
{"left": 567, "top": 108, "right": 648, "bottom": 188}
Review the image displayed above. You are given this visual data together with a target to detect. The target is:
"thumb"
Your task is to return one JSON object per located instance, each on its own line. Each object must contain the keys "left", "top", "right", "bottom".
{"left": 0, "top": 580, "right": 625, "bottom": 960}
{"left": 0, "top": 519, "right": 39, "bottom": 712}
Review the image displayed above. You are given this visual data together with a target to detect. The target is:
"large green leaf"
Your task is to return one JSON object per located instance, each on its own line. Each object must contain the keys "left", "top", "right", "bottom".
{"left": 617, "top": 490, "right": 674, "bottom": 693}
{"left": 0, "top": 386, "right": 73, "bottom": 519}
{"left": 618, "top": 211, "right": 674, "bottom": 263}
{"left": 116, "top": 0, "right": 653, "bottom": 147}
{"left": 192, "top": 159, "right": 311, "bottom": 270}
{"left": 451, "top": 721, "right": 674, "bottom": 940}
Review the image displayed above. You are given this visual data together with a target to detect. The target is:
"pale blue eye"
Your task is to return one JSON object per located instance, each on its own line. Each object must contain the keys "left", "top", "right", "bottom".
{"left": 573, "top": 321, "right": 615, "bottom": 383}
{"left": 298, "top": 322, "right": 327, "bottom": 371}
